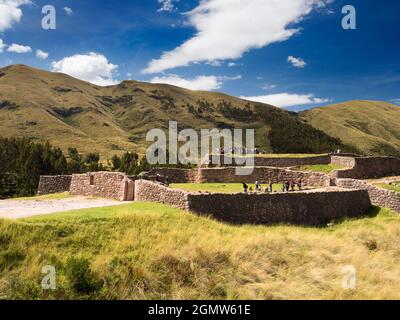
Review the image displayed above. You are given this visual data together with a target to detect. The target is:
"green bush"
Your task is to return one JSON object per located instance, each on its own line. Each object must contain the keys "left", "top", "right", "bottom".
{"left": 65, "top": 257, "right": 102, "bottom": 295}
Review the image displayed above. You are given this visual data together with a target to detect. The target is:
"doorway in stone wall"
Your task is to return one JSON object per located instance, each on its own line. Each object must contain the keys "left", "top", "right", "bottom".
{"left": 122, "top": 179, "right": 135, "bottom": 201}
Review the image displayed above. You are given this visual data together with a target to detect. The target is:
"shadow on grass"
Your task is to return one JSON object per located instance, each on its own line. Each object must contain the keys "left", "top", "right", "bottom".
{"left": 327, "top": 206, "right": 382, "bottom": 227}
{"left": 200, "top": 206, "right": 385, "bottom": 230}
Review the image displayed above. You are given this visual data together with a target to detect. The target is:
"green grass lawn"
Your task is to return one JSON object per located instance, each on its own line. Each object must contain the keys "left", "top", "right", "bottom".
{"left": 296, "top": 164, "right": 347, "bottom": 173}
{"left": 171, "top": 183, "right": 286, "bottom": 193}
{"left": 11, "top": 192, "right": 72, "bottom": 201}
{"left": 375, "top": 182, "right": 400, "bottom": 193}
{"left": 214, "top": 153, "right": 327, "bottom": 158}
{"left": 1, "top": 202, "right": 400, "bottom": 300}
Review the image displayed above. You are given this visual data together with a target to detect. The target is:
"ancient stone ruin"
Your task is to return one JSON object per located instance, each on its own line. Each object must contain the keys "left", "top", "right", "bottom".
{"left": 37, "top": 154, "right": 400, "bottom": 226}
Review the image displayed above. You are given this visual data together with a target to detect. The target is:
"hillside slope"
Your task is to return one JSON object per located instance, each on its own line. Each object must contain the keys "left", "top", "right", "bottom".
{"left": 300, "top": 101, "right": 400, "bottom": 156}
{"left": 0, "top": 64, "right": 349, "bottom": 159}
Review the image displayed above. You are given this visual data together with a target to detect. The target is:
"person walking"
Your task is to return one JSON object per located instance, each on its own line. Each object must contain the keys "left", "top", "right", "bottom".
{"left": 165, "top": 176, "right": 170, "bottom": 187}
{"left": 298, "top": 179, "right": 303, "bottom": 191}
{"left": 290, "top": 178, "right": 295, "bottom": 192}
{"left": 255, "top": 180, "right": 262, "bottom": 192}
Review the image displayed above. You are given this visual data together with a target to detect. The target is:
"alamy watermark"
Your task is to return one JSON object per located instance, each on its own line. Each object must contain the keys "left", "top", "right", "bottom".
{"left": 41, "top": 265, "right": 56, "bottom": 290}
{"left": 341, "top": 265, "right": 357, "bottom": 290}
{"left": 40, "top": 4, "right": 357, "bottom": 31}
{"left": 342, "top": 5, "right": 356, "bottom": 30}
{"left": 42, "top": 5, "right": 56, "bottom": 30}
{"left": 146, "top": 121, "right": 255, "bottom": 176}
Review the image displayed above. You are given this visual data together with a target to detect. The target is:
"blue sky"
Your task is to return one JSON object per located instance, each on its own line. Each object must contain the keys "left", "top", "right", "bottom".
{"left": 0, "top": 0, "right": 399, "bottom": 111}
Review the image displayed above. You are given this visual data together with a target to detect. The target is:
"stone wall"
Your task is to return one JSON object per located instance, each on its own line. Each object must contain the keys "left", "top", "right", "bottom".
{"left": 70, "top": 172, "right": 133, "bottom": 201}
{"left": 37, "top": 175, "right": 72, "bottom": 195}
{"left": 141, "top": 167, "right": 330, "bottom": 187}
{"left": 187, "top": 188, "right": 371, "bottom": 226}
{"left": 335, "top": 178, "right": 400, "bottom": 213}
{"left": 331, "top": 155, "right": 357, "bottom": 168}
{"left": 134, "top": 179, "right": 188, "bottom": 210}
{"left": 133, "top": 180, "right": 371, "bottom": 226}
{"left": 140, "top": 168, "right": 200, "bottom": 183}
{"left": 198, "top": 167, "right": 330, "bottom": 186}
{"left": 213, "top": 154, "right": 332, "bottom": 167}
{"left": 333, "top": 156, "right": 400, "bottom": 179}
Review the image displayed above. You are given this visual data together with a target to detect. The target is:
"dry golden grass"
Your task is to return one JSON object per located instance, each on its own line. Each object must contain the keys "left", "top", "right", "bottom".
{"left": 300, "top": 100, "right": 400, "bottom": 155}
{"left": 0, "top": 203, "right": 400, "bottom": 300}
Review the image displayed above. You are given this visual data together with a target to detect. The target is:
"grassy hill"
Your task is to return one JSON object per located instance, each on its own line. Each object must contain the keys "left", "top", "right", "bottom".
{"left": 300, "top": 100, "right": 400, "bottom": 156}
{"left": 1, "top": 201, "right": 400, "bottom": 299}
{"left": 0, "top": 64, "right": 351, "bottom": 160}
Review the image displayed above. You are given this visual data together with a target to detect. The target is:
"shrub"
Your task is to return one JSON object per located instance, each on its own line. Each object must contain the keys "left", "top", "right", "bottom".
{"left": 65, "top": 257, "right": 102, "bottom": 295}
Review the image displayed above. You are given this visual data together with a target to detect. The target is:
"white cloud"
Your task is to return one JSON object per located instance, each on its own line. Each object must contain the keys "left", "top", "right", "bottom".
{"left": 0, "top": 0, "right": 31, "bottom": 32}
{"left": 0, "top": 39, "right": 6, "bottom": 52}
{"left": 149, "top": 74, "right": 240, "bottom": 91}
{"left": 7, "top": 43, "right": 31, "bottom": 53}
{"left": 51, "top": 52, "right": 119, "bottom": 86}
{"left": 241, "top": 93, "right": 329, "bottom": 108}
{"left": 288, "top": 56, "right": 306, "bottom": 68}
{"left": 144, "top": 0, "right": 331, "bottom": 74}
{"left": 228, "top": 62, "right": 243, "bottom": 67}
{"left": 36, "top": 49, "right": 48, "bottom": 60}
{"left": 261, "top": 84, "right": 277, "bottom": 90}
{"left": 64, "top": 6, "right": 73, "bottom": 16}
{"left": 158, "top": 0, "right": 178, "bottom": 13}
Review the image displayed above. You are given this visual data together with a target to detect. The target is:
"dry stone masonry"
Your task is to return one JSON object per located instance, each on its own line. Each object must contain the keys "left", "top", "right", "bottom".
{"left": 69, "top": 172, "right": 134, "bottom": 201}
{"left": 141, "top": 167, "right": 330, "bottom": 187}
{"left": 134, "top": 180, "right": 370, "bottom": 226}
{"left": 37, "top": 175, "right": 72, "bottom": 195}
{"left": 335, "top": 178, "right": 400, "bottom": 213}
{"left": 214, "top": 154, "right": 332, "bottom": 168}
{"left": 332, "top": 155, "right": 400, "bottom": 179}
{"left": 36, "top": 153, "right": 400, "bottom": 224}
{"left": 135, "top": 179, "right": 188, "bottom": 211}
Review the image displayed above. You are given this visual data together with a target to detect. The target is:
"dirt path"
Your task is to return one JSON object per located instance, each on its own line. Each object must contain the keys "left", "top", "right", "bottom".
{"left": 365, "top": 176, "right": 400, "bottom": 184}
{"left": 0, "top": 197, "right": 129, "bottom": 219}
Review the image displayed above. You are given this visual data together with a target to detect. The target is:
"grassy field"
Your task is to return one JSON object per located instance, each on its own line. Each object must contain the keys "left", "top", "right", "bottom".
{"left": 296, "top": 164, "right": 346, "bottom": 174}
{"left": 216, "top": 154, "right": 327, "bottom": 158}
{"left": 374, "top": 183, "right": 400, "bottom": 193}
{"left": 171, "top": 183, "right": 285, "bottom": 193}
{"left": 1, "top": 202, "right": 400, "bottom": 300}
